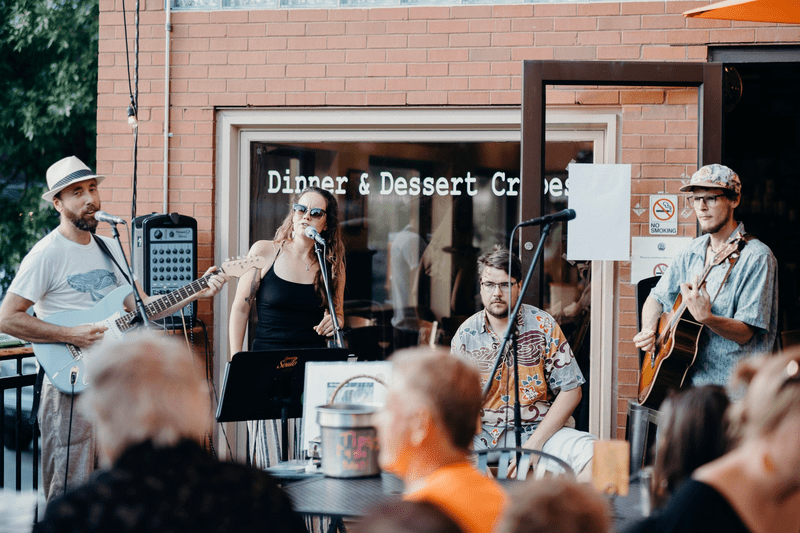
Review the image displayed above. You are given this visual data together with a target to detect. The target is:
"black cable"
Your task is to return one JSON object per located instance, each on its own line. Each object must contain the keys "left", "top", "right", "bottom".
{"left": 198, "top": 318, "right": 233, "bottom": 459}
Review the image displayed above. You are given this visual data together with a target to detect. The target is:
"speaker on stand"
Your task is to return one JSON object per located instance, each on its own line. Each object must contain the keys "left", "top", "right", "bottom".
{"left": 133, "top": 213, "right": 198, "bottom": 329}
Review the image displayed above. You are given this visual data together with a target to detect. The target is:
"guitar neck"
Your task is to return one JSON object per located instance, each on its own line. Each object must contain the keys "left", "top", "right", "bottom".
{"left": 115, "top": 272, "right": 214, "bottom": 330}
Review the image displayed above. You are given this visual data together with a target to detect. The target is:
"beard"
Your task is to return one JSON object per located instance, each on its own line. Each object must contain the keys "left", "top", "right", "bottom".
{"left": 64, "top": 208, "right": 98, "bottom": 233}
{"left": 700, "top": 216, "right": 729, "bottom": 236}
{"left": 485, "top": 300, "right": 509, "bottom": 319}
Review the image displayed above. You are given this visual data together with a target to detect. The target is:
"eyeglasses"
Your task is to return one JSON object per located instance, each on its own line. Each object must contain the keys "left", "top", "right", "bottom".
{"left": 687, "top": 194, "right": 726, "bottom": 207}
{"left": 292, "top": 204, "right": 326, "bottom": 219}
{"left": 480, "top": 281, "right": 517, "bottom": 293}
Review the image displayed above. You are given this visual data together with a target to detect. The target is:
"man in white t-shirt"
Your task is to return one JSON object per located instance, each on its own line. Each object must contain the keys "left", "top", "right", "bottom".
{"left": 0, "top": 156, "right": 227, "bottom": 503}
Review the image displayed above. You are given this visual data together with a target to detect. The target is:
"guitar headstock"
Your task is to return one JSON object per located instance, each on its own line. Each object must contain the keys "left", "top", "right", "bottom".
{"left": 219, "top": 256, "right": 267, "bottom": 278}
{"left": 711, "top": 233, "right": 746, "bottom": 267}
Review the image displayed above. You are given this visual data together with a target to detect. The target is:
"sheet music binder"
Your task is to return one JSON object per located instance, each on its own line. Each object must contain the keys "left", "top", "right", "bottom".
{"left": 215, "top": 347, "right": 351, "bottom": 423}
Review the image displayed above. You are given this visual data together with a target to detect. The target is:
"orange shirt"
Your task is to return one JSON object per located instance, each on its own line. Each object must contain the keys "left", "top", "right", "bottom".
{"left": 405, "top": 462, "right": 507, "bottom": 533}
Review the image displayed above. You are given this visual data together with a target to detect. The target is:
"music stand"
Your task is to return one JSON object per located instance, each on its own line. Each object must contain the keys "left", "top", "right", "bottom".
{"left": 216, "top": 347, "right": 351, "bottom": 462}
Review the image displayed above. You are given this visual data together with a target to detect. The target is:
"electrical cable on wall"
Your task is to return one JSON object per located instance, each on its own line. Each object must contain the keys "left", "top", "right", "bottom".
{"left": 121, "top": 0, "right": 140, "bottom": 264}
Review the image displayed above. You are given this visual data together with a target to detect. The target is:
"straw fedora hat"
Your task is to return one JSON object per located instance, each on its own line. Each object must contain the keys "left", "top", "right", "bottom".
{"left": 42, "top": 156, "right": 105, "bottom": 202}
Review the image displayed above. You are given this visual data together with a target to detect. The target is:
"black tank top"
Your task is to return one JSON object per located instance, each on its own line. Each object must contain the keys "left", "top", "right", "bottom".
{"left": 252, "top": 255, "right": 326, "bottom": 351}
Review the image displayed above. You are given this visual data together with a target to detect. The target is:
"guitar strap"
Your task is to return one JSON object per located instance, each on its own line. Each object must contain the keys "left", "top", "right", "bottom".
{"left": 709, "top": 231, "right": 752, "bottom": 305}
{"left": 92, "top": 234, "right": 132, "bottom": 285}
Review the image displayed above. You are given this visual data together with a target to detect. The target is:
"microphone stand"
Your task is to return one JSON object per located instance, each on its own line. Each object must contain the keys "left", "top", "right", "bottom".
{"left": 313, "top": 242, "right": 344, "bottom": 348}
{"left": 482, "top": 221, "right": 554, "bottom": 449}
{"left": 107, "top": 222, "right": 151, "bottom": 328}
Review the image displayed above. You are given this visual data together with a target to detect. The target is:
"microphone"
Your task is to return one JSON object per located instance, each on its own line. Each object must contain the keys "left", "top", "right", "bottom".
{"left": 94, "top": 211, "right": 126, "bottom": 225}
{"left": 518, "top": 208, "right": 576, "bottom": 228}
{"left": 304, "top": 226, "right": 326, "bottom": 246}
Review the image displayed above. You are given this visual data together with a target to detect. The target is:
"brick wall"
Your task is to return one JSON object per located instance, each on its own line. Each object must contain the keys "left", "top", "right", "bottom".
{"left": 96, "top": 0, "right": 800, "bottom": 437}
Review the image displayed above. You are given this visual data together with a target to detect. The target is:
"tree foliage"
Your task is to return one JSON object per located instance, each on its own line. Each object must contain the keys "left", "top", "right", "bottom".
{"left": 0, "top": 0, "right": 98, "bottom": 291}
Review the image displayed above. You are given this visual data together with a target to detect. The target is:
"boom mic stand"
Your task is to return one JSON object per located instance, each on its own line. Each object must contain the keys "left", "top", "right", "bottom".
{"left": 313, "top": 242, "right": 344, "bottom": 348}
{"left": 106, "top": 221, "right": 151, "bottom": 328}
{"left": 482, "top": 221, "right": 555, "bottom": 449}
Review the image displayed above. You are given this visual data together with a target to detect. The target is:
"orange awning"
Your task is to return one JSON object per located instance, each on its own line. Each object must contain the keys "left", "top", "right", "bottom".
{"left": 684, "top": 0, "right": 800, "bottom": 24}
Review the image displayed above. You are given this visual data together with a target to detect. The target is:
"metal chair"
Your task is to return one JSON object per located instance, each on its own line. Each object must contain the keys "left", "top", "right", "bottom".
{"left": 475, "top": 447, "right": 574, "bottom": 481}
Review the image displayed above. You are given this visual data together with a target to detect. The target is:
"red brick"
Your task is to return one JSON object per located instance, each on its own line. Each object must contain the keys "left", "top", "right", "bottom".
{"left": 451, "top": 33, "right": 491, "bottom": 48}
{"left": 366, "top": 34, "right": 408, "bottom": 48}
{"left": 366, "top": 92, "right": 407, "bottom": 106}
{"left": 491, "top": 61, "right": 521, "bottom": 76}
{"left": 287, "top": 36, "right": 328, "bottom": 50}
{"left": 386, "top": 77, "right": 426, "bottom": 92}
{"left": 325, "top": 63, "right": 366, "bottom": 77}
{"left": 367, "top": 7, "right": 409, "bottom": 21}
{"left": 345, "top": 49, "right": 386, "bottom": 63}
{"left": 406, "top": 91, "right": 447, "bottom": 105}
{"left": 366, "top": 63, "right": 407, "bottom": 77}
{"left": 470, "top": 76, "right": 511, "bottom": 91}
{"left": 534, "top": 3, "right": 576, "bottom": 17}
{"left": 246, "top": 65, "right": 287, "bottom": 78}
{"left": 756, "top": 27, "right": 800, "bottom": 42}
{"left": 227, "top": 24, "right": 269, "bottom": 38}
{"left": 642, "top": 14, "right": 687, "bottom": 30}
{"left": 345, "top": 21, "right": 387, "bottom": 35}
{"left": 208, "top": 65, "right": 247, "bottom": 79}
{"left": 620, "top": 2, "right": 665, "bottom": 15}
{"left": 578, "top": 31, "right": 621, "bottom": 46}
{"left": 666, "top": 29, "right": 711, "bottom": 45}
{"left": 266, "top": 51, "right": 306, "bottom": 64}
{"left": 535, "top": 32, "right": 578, "bottom": 47}
{"left": 387, "top": 49, "right": 427, "bottom": 63}
{"left": 511, "top": 47, "right": 555, "bottom": 61}
{"left": 492, "top": 32, "right": 533, "bottom": 47}
{"left": 327, "top": 9, "right": 368, "bottom": 22}
{"left": 451, "top": 5, "right": 492, "bottom": 19}
{"left": 449, "top": 62, "right": 490, "bottom": 76}
{"left": 306, "top": 22, "right": 348, "bottom": 36}
{"left": 227, "top": 79, "right": 267, "bottom": 93}
{"left": 408, "top": 34, "right": 449, "bottom": 48}
{"left": 598, "top": 46, "right": 641, "bottom": 60}
{"left": 578, "top": 2, "right": 619, "bottom": 16}
{"left": 469, "top": 48, "right": 511, "bottom": 62}
{"left": 326, "top": 92, "right": 367, "bottom": 106}
{"left": 306, "top": 50, "right": 347, "bottom": 64}
{"left": 428, "top": 77, "right": 468, "bottom": 91}
{"left": 598, "top": 15, "right": 641, "bottom": 31}
{"left": 709, "top": 28, "right": 756, "bottom": 43}
{"left": 554, "top": 46, "right": 597, "bottom": 61}
{"left": 248, "top": 10, "right": 289, "bottom": 23}
{"left": 265, "top": 22, "right": 306, "bottom": 37}
{"left": 449, "top": 91, "right": 490, "bottom": 105}
{"left": 623, "top": 30, "right": 667, "bottom": 45}
{"left": 407, "top": 6, "right": 449, "bottom": 20}
{"left": 327, "top": 35, "right": 368, "bottom": 49}
{"left": 386, "top": 20, "right": 427, "bottom": 34}
{"left": 409, "top": 63, "right": 448, "bottom": 77}
{"left": 429, "top": 48, "right": 469, "bottom": 62}
{"left": 428, "top": 19, "right": 470, "bottom": 34}
{"left": 346, "top": 77, "right": 385, "bottom": 92}
{"left": 248, "top": 93, "right": 287, "bottom": 106}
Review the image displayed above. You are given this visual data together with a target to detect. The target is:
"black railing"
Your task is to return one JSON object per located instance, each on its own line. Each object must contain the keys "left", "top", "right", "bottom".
{"left": 1, "top": 350, "right": 39, "bottom": 492}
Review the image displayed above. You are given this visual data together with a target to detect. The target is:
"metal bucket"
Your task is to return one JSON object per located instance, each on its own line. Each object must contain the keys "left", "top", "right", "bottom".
{"left": 315, "top": 374, "right": 386, "bottom": 478}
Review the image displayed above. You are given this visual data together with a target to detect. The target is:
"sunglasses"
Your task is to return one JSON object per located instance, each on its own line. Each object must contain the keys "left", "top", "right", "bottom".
{"left": 292, "top": 204, "right": 326, "bottom": 220}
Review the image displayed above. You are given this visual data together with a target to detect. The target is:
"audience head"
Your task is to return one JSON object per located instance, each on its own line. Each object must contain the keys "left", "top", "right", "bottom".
{"left": 652, "top": 384, "right": 731, "bottom": 507}
{"left": 375, "top": 347, "right": 482, "bottom": 477}
{"left": 496, "top": 477, "right": 610, "bottom": 533}
{"left": 80, "top": 332, "right": 210, "bottom": 465}
{"left": 361, "top": 500, "right": 464, "bottom": 533}
{"left": 725, "top": 348, "right": 800, "bottom": 492}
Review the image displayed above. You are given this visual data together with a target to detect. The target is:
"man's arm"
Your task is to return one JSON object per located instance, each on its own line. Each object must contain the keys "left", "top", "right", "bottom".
{"left": 633, "top": 295, "right": 664, "bottom": 354}
{"left": 521, "top": 386, "right": 582, "bottom": 452}
{"left": 0, "top": 293, "right": 107, "bottom": 347}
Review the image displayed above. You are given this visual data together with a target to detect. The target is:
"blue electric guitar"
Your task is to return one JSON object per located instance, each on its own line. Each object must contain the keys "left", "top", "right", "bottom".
{"left": 32, "top": 256, "right": 265, "bottom": 394}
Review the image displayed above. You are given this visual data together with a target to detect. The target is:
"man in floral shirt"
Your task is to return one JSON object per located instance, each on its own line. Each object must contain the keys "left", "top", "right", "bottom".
{"left": 451, "top": 246, "right": 595, "bottom": 479}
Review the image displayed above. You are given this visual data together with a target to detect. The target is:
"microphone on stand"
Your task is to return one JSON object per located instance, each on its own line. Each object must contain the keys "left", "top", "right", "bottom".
{"left": 518, "top": 208, "right": 576, "bottom": 228}
{"left": 304, "top": 226, "right": 326, "bottom": 246}
{"left": 94, "top": 211, "right": 126, "bottom": 225}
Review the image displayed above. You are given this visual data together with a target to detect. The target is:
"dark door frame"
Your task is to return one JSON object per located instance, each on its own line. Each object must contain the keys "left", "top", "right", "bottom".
{"left": 520, "top": 60, "right": 723, "bottom": 305}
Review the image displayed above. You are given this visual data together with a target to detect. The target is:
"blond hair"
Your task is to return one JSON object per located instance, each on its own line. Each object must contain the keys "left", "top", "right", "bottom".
{"left": 727, "top": 347, "right": 800, "bottom": 443}
{"left": 79, "top": 331, "right": 211, "bottom": 462}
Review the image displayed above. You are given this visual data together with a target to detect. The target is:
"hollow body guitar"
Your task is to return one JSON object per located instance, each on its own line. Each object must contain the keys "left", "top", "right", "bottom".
{"left": 32, "top": 256, "right": 265, "bottom": 395}
{"left": 638, "top": 236, "right": 745, "bottom": 409}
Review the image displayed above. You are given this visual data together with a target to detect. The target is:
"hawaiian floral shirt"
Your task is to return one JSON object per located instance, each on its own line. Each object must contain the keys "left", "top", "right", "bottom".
{"left": 451, "top": 304, "right": 585, "bottom": 447}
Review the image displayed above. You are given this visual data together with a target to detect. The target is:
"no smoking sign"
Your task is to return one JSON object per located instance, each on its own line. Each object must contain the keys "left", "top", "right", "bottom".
{"left": 649, "top": 195, "right": 678, "bottom": 235}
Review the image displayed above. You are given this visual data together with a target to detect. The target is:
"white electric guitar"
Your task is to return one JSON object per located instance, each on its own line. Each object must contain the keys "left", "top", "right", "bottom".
{"left": 33, "top": 256, "right": 265, "bottom": 394}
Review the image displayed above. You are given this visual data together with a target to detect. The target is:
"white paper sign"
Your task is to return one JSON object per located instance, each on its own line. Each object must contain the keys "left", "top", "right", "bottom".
{"left": 630, "top": 236, "right": 692, "bottom": 285}
{"left": 567, "top": 164, "right": 631, "bottom": 261}
{"left": 649, "top": 195, "right": 678, "bottom": 235}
